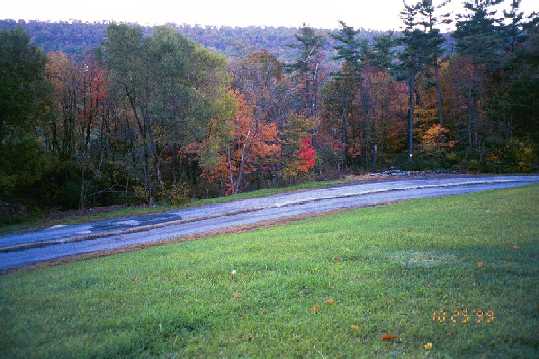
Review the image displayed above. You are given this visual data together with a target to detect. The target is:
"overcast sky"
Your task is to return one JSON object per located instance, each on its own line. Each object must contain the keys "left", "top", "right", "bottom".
{"left": 3, "top": 0, "right": 538, "bottom": 30}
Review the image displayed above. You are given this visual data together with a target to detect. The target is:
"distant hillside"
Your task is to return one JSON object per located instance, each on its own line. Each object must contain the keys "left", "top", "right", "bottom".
{"left": 0, "top": 19, "right": 388, "bottom": 62}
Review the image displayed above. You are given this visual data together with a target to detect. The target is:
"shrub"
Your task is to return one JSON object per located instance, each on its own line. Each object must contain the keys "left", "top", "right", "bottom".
{"left": 161, "top": 183, "right": 192, "bottom": 206}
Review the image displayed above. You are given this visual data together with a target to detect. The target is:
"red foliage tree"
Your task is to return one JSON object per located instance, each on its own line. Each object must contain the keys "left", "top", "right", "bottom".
{"left": 295, "top": 137, "right": 316, "bottom": 174}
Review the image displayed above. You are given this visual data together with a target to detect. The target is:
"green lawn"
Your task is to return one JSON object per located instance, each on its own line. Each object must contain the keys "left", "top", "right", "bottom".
{"left": 0, "top": 177, "right": 352, "bottom": 235}
{"left": 1, "top": 185, "right": 538, "bottom": 358}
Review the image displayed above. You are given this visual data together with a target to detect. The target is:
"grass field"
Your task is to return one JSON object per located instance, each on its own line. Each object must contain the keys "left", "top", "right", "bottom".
{"left": 1, "top": 185, "right": 538, "bottom": 358}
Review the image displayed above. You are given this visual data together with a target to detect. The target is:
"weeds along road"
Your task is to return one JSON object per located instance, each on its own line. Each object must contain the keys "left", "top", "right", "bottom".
{"left": 1, "top": 175, "right": 538, "bottom": 271}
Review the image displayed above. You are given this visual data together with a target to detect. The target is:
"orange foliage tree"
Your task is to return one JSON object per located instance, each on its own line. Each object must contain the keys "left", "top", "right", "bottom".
{"left": 421, "top": 124, "right": 453, "bottom": 152}
{"left": 202, "top": 90, "right": 281, "bottom": 194}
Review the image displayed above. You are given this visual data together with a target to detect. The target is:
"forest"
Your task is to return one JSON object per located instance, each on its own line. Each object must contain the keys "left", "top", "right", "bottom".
{"left": 1, "top": 0, "right": 538, "bottom": 223}
{"left": 0, "top": 19, "right": 387, "bottom": 62}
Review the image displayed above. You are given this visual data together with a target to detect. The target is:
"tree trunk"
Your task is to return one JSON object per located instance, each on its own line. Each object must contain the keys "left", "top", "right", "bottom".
{"left": 311, "top": 62, "right": 320, "bottom": 117}
{"left": 235, "top": 129, "right": 251, "bottom": 193}
{"left": 142, "top": 138, "right": 153, "bottom": 205}
{"left": 125, "top": 87, "right": 154, "bottom": 205}
{"left": 340, "top": 106, "right": 349, "bottom": 170}
{"left": 79, "top": 165, "right": 86, "bottom": 211}
{"left": 372, "top": 143, "right": 378, "bottom": 170}
{"left": 467, "top": 86, "right": 479, "bottom": 151}
{"left": 226, "top": 145, "right": 236, "bottom": 194}
{"left": 433, "top": 61, "right": 444, "bottom": 126}
{"left": 153, "top": 142, "right": 164, "bottom": 193}
{"left": 407, "top": 76, "right": 416, "bottom": 160}
{"left": 360, "top": 77, "right": 371, "bottom": 169}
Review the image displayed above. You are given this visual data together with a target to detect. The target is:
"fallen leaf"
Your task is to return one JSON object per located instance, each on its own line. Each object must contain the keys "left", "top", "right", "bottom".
{"left": 309, "top": 304, "right": 321, "bottom": 314}
{"left": 381, "top": 333, "right": 399, "bottom": 341}
{"left": 423, "top": 342, "right": 433, "bottom": 350}
{"left": 476, "top": 261, "right": 485, "bottom": 268}
{"left": 232, "top": 292, "right": 241, "bottom": 300}
{"left": 351, "top": 324, "right": 360, "bottom": 333}
{"left": 324, "top": 298, "right": 336, "bottom": 305}
{"left": 512, "top": 245, "right": 520, "bottom": 250}
{"left": 334, "top": 256, "right": 342, "bottom": 263}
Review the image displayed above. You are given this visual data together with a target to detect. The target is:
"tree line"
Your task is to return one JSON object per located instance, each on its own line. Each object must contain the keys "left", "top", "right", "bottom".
{"left": 0, "top": 19, "right": 385, "bottom": 63}
{"left": 1, "top": 0, "right": 538, "bottom": 222}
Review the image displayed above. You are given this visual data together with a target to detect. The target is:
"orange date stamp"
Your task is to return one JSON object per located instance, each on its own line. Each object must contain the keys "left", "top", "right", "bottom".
{"left": 432, "top": 308, "right": 495, "bottom": 324}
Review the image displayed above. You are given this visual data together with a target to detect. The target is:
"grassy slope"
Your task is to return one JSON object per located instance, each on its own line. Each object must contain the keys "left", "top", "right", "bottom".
{"left": 1, "top": 185, "right": 538, "bottom": 358}
{"left": 0, "top": 178, "right": 350, "bottom": 235}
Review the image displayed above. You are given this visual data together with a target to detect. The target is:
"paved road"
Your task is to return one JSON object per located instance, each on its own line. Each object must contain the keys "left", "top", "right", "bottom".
{"left": 1, "top": 175, "right": 538, "bottom": 271}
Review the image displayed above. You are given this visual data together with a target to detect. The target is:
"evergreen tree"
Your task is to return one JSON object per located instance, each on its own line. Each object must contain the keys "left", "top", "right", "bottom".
{"left": 503, "top": 0, "right": 526, "bottom": 56}
{"left": 328, "top": 21, "right": 364, "bottom": 167}
{"left": 287, "top": 24, "right": 325, "bottom": 117}
{"left": 332, "top": 21, "right": 363, "bottom": 78}
{"left": 371, "top": 33, "right": 396, "bottom": 71}
{"left": 417, "top": 0, "right": 451, "bottom": 125}
{"left": 396, "top": 1, "right": 429, "bottom": 159}
{"left": 454, "top": 0, "right": 504, "bottom": 68}
{"left": 454, "top": 0, "right": 504, "bottom": 151}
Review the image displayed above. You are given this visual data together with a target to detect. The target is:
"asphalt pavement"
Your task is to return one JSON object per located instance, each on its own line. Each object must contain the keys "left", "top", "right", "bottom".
{"left": 1, "top": 175, "right": 538, "bottom": 271}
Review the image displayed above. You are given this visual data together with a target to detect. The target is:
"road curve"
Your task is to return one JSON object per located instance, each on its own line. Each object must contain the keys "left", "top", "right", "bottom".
{"left": 1, "top": 175, "right": 538, "bottom": 271}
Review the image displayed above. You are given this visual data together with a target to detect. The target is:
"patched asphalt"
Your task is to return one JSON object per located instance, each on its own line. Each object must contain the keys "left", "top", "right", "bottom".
{"left": 1, "top": 175, "right": 538, "bottom": 271}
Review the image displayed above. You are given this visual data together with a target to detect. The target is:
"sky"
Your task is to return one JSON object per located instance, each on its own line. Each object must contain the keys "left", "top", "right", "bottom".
{"left": 2, "top": 0, "right": 538, "bottom": 30}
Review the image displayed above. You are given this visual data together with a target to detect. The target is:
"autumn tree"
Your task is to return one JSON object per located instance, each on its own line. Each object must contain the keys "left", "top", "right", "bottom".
{"left": 282, "top": 114, "right": 316, "bottom": 179}
{"left": 230, "top": 50, "right": 289, "bottom": 128}
{"left": 45, "top": 51, "right": 109, "bottom": 208}
{"left": 202, "top": 91, "right": 280, "bottom": 194}
{"left": 365, "top": 37, "right": 408, "bottom": 168}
